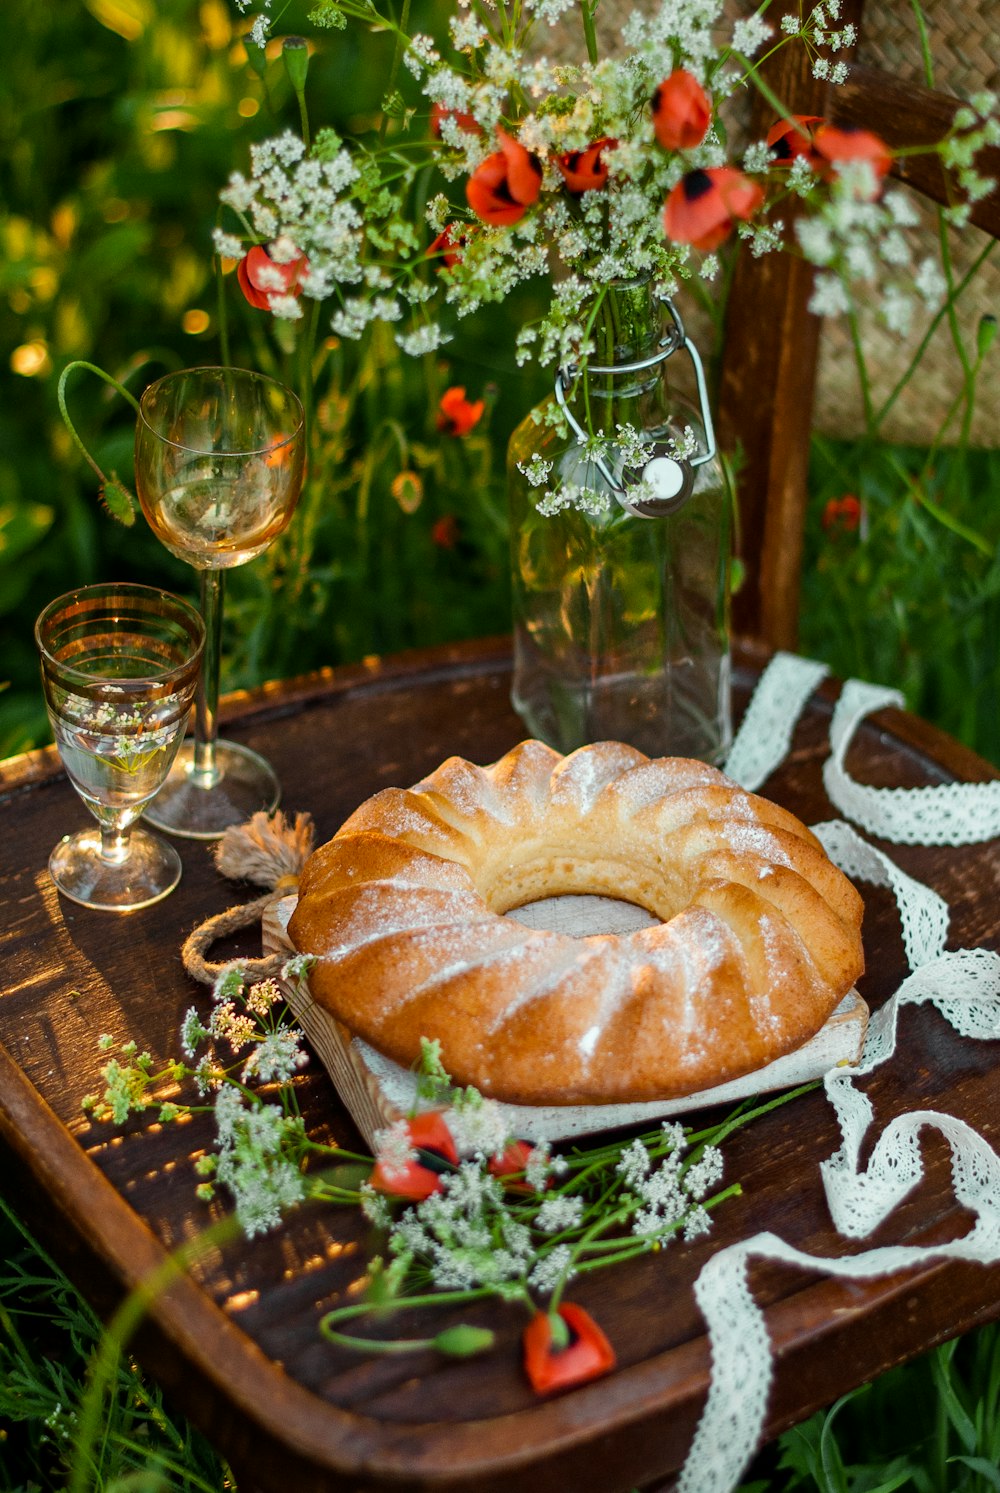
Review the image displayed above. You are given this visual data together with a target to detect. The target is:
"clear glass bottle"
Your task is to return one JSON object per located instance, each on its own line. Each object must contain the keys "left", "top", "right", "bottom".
{"left": 507, "top": 280, "right": 732, "bottom": 763}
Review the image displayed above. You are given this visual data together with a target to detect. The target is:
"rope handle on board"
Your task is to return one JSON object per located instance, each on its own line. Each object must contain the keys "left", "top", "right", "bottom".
{"left": 181, "top": 810, "right": 314, "bottom": 985}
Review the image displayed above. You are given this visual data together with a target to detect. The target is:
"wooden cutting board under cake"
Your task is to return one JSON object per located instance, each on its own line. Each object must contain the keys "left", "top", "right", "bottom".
{"left": 263, "top": 893, "right": 868, "bottom": 1148}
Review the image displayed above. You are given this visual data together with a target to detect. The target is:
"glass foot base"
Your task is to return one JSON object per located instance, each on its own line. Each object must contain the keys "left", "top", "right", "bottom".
{"left": 144, "top": 739, "right": 280, "bottom": 840}
{"left": 49, "top": 827, "right": 182, "bottom": 912}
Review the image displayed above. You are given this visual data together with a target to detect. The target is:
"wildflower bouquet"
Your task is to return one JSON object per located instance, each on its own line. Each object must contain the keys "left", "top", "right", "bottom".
{"left": 217, "top": 0, "right": 997, "bottom": 521}
{"left": 85, "top": 962, "right": 810, "bottom": 1397}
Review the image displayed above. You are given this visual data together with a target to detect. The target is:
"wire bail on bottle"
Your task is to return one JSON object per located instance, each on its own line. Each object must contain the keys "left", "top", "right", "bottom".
{"left": 553, "top": 297, "right": 717, "bottom": 520}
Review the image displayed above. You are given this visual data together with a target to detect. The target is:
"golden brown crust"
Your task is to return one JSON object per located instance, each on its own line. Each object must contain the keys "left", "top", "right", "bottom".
{"left": 287, "top": 740, "right": 865, "bottom": 1105}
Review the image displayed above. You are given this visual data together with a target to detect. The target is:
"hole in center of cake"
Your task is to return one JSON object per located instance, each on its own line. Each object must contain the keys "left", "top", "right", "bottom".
{"left": 504, "top": 894, "right": 661, "bottom": 938}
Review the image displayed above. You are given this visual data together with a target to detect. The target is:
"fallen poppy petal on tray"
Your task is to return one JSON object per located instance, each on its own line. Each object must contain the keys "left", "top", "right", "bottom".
{"left": 522, "top": 1303, "right": 616, "bottom": 1395}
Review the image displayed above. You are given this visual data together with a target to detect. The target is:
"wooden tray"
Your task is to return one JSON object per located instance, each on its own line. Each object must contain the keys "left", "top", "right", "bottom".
{"left": 3, "top": 635, "right": 999, "bottom": 1493}
{"left": 263, "top": 893, "right": 869, "bottom": 1147}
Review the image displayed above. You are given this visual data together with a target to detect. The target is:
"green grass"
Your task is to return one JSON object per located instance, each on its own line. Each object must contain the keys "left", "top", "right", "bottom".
{"left": 4, "top": 1186, "right": 1000, "bottom": 1493}
{"left": 0, "top": 1198, "right": 233, "bottom": 1493}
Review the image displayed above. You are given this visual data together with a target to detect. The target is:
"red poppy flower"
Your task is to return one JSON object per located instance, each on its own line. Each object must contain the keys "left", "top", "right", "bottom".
{"left": 767, "top": 114, "right": 825, "bottom": 168}
{"left": 431, "top": 514, "right": 460, "bottom": 549}
{"left": 663, "top": 167, "right": 764, "bottom": 250}
{"left": 369, "top": 1111, "right": 458, "bottom": 1201}
{"left": 557, "top": 137, "right": 617, "bottom": 194}
{"left": 466, "top": 129, "right": 542, "bottom": 226}
{"left": 488, "top": 1139, "right": 538, "bottom": 1192}
{"left": 813, "top": 124, "right": 893, "bottom": 186}
{"left": 522, "top": 1303, "right": 616, "bottom": 1395}
{"left": 429, "top": 223, "right": 475, "bottom": 270}
{"left": 237, "top": 244, "right": 309, "bottom": 311}
{"left": 430, "top": 101, "right": 482, "bottom": 138}
{"left": 822, "top": 494, "right": 863, "bottom": 532}
{"left": 437, "top": 386, "right": 484, "bottom": 437}
{"left": 651, "top": 70, "right": 712, "bottom": 152}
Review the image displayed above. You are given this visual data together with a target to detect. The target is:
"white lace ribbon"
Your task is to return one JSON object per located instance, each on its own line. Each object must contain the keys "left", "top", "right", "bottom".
{"left": 678, "top": 940, "right": 1000, "bottom": 1493}
{"left": 724, "top": 652, "right": 829, "bottom": 792}
{"left": 823, "top": 679, "right": 1000, "bottom": 844}
{"left": 676, "top": 683, "right": 1000, "bottom": 1493}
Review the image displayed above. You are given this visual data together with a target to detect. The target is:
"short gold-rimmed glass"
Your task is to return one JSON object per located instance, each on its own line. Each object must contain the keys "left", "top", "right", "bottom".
{"left": 36, "top": 583, "right": 205, "bottom": 912}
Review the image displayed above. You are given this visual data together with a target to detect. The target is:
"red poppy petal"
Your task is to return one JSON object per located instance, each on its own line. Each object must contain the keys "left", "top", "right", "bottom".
{"left": 523, "top": 1304, "right": 616, "bottom": 1395}
{"left": 557, "top": 137, "right": 616, "bottom": 194}
{"left": 814, "top": 124, "right": 892, "bottom": 178}
{"left": 371, "top": 1159, "right": 443, "bottom": 1199}
{"left": 407, "top": 1110, "right": 459, "bottom": 1162}
{"left": 663, "top": 167, "right": 762, "bottom": 250}
{"left": 467, "top": 153, "right": 527, "bottom": 225}
{"left": 652, "top": 69, "right": 712, "bottom": 152}
{"left": 497, "top": 129, "right": 542, "bottom": 207}
{"left": 767, "top": 114, "right": 826, "bottom": 165}
{"left": 237, "top": 254, "right": 271, "bottom": 310}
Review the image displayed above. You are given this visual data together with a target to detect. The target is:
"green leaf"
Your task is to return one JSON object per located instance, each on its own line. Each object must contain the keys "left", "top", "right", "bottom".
{"left": 949, "top": 1455, "right": 1000, "bottom": 1489}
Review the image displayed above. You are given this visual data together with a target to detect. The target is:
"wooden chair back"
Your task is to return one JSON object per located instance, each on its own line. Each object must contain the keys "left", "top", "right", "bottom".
{"left": 718, "top": 0, "right": 1000, "bottom": 650}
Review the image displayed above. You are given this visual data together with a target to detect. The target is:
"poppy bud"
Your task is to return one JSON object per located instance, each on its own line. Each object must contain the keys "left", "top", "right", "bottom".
{"left": 663, "top": 166, "right": 763, "bottom": 250}
{"left": 282, "top": 36, "right": 309, "bottom": 95}
{"left": 652, "top": 70, "right": 712, "bottom": 151}
{"left": 433, "top": 1325, "right": 496, "bottom": 1358}
{"left": 466, "top": 129, "right": 542, "bottom": 226}
{"left": 99, "top": 476, "right": 137, "bottom": 527}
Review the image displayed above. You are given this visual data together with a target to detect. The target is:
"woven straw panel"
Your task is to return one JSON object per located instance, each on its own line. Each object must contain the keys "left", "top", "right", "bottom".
{"left": 814, "top": 5, "right": 999, "bottom": 445}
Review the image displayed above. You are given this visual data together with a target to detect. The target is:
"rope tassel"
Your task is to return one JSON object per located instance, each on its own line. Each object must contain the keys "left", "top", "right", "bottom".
{"left": 181, "top": 810, "right": 315, "bottom": 986}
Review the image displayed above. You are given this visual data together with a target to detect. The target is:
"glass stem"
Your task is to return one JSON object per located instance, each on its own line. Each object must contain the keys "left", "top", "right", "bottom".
{"left": 99, "top": 825, "right": 130, "bottom": 865}
{"left": 193, "top": 570, "right": 224, "bottom": 787}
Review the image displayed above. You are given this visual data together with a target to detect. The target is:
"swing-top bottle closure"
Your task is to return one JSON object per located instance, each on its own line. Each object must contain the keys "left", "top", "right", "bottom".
{"left": 553, "top": 297, "right": 717, "bottom": 520}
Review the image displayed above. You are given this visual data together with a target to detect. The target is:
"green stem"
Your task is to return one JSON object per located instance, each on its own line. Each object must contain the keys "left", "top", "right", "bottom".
{"left": 874, "top": 239, "right": 996, "bottom": 431}
{"left": 57, "top": 361, "right": 142, "bottom": 486}
{"left": 319, "top": 1286, "right": 501, "bottom": 1343}
{"left": 379, "top": 0, "right": 412, "bottom": 142}
{"left": 214, "top": 254, "right": 231, "bottom": 369}
{"left": 579, "top": 0, "right": 598, "bottom": 65}
{"left": 846, "top": 303, "right": 876, "bottom": 436}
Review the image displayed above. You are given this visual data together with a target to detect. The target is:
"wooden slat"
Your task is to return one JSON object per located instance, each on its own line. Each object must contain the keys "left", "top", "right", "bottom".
{"left": 719, "top": 0, "right": 864, "bottom": 649}
{"left": 832, "top": 63, "right": 1000, "bottom": 237}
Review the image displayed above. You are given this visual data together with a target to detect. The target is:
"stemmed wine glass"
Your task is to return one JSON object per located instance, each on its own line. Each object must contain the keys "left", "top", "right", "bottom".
{"left": 134, "top": 366, "right": 305, "bottom": 839}
{"left": 36, "top": 583, "right": 205, "bottom": 912}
